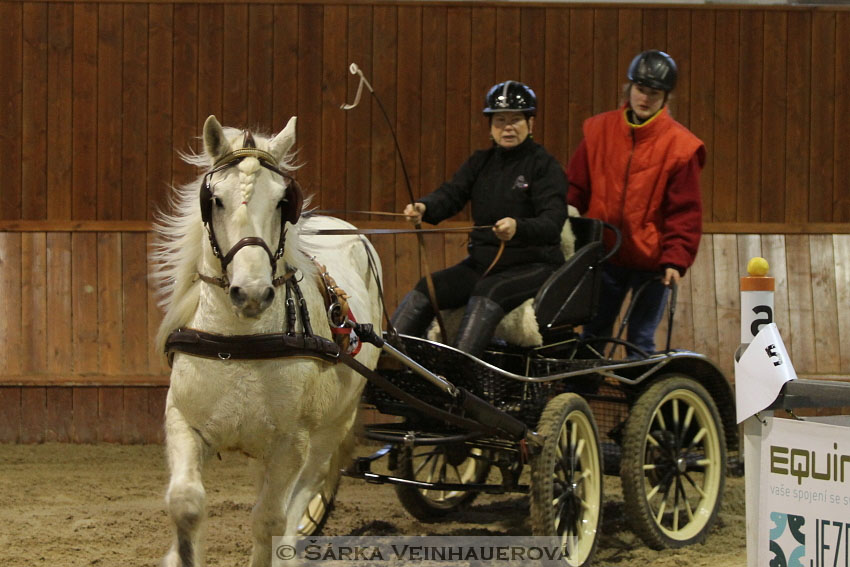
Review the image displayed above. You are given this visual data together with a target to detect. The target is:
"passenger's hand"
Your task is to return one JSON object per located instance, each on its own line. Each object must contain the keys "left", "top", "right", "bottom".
{"left": 403, "top": 202, "right": 426, "bottom": 225}
{"left": 662, "top": 267, "right": 681, "bottom": 286}
{"left": 493, "top": 217, "right": 517, "bottom": 241}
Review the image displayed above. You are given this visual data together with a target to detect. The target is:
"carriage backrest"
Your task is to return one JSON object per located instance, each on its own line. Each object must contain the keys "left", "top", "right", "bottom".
{"left": 532, "top": 217, "right": 605, "bottom": 334}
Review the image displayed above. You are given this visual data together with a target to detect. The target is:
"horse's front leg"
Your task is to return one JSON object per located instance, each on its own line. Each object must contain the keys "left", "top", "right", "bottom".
{"left": 250, "top": 435, "right": 309, "bottom": 567}
{"left": 162, "top": 404, "right": 209, "bottom": 567}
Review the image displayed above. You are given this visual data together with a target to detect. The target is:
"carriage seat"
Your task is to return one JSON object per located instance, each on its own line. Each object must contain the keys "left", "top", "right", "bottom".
{"left": 427, "top": 212, "right": 605, "bottom": 347}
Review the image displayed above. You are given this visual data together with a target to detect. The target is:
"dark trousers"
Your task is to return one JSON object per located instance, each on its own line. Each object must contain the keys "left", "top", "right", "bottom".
{"left": 581, "top": 263, "right": 669, "bottom": 355}
{"left": 414, "top": 257, "right": 559, "bottom": 313}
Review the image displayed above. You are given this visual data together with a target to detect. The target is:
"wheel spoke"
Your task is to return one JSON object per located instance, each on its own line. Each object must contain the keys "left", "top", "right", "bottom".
{"left": 654, "top": 408, "right": 667, "bottom": 431}
{"left": 672, "top": 476, "right": 681, "bottom": 531}
{"left": 681, "top": 430, "right": 704, "bottom": 455}
{"left": 682, "top": 406, "right": 695, "bottom": 438}
{"left": 682, "top": 471, "right": 708, "bottom": 498}
{"left": 413, "top": 452, "right": 438, "bottom": 477}
{"left": 575, "top": 438, "right": 586, "bottom": 461}
{"left": 655, "top": 499, "right": 668, "bottom": 524}
{"left": 677, "top": 478, "right": 695, "bottom": 522}
{"left": 672, "top": 399, "right": 680, "bottom": 440}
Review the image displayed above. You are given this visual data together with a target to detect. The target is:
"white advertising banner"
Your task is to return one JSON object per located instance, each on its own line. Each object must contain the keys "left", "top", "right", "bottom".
{"left": 758, "top": 416, "right": 850, "bottom": 567}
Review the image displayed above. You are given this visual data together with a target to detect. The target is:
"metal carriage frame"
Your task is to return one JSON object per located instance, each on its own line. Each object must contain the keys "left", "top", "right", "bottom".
{"left": 335, "top": 216, "right": 738, "bottom": 566}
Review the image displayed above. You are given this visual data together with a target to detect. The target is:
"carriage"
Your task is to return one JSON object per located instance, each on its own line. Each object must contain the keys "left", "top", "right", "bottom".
{"left": 327, "top": 214, "right": 738, "bottom": 566}
{"left": 156, "top": 116, "right": 736, "bottom": 567}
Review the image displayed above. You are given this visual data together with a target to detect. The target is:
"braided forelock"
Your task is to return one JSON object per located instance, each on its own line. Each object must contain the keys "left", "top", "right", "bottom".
{"left": 235, "top": 157, "right": 261, "bottom": 227}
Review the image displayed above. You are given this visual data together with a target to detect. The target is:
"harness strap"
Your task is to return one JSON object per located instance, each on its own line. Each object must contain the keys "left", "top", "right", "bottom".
{"left": 302, "top": 225, "right": 494, "bottom": 236}
{"left": 165, "top": 328, "right": 340, "bottom": 366}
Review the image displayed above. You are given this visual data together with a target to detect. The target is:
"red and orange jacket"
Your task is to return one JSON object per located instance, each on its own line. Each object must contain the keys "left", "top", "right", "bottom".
{"left": 567, "top": 105, "right": 705, "bottom": 272}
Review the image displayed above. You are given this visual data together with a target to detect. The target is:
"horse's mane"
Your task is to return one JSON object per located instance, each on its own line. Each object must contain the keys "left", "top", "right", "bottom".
{"left": 150, "top": 127, "right": 313, "bottom": 353}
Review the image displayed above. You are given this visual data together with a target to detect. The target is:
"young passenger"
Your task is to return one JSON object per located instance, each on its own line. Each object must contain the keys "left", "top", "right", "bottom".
{"left": 566, "top": 50, "right": 706, "bottom": 356}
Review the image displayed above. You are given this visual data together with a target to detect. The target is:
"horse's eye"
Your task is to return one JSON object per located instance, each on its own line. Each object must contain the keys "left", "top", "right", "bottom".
{"left": 213, "top": 197, "right": 224, "bottom": 209}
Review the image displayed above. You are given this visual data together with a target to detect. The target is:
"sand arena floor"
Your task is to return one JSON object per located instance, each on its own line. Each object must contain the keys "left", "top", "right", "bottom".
{"left": 0, "top": 443, "right": 746, "bottom": 566}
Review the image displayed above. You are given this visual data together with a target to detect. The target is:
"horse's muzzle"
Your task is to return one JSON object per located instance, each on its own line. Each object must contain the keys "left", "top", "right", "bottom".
{"left": 230, "top": 285, "right": 275, "bottom": 318}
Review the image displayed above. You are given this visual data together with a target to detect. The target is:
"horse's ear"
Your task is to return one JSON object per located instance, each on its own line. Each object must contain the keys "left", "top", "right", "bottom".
{"left": 268, "top": 116, "right": 297, "bottom": 163}
{"left": 203, "top": 115, "right": 230, "bottom": 162}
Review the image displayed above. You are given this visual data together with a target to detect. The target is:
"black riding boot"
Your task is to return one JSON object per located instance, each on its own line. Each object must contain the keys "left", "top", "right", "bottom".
{"left": 453, "top": 296, "right": 504, "bottom": 358}
{"left": 390, "top": 289, "right": 435, "bottom": 337}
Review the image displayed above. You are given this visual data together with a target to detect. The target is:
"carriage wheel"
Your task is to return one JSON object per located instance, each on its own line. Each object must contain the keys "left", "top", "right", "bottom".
{"left": 620, "top": 375, "right": 726, "bottom": 549}
{"left": 296, "top": 482, "right": 337, "bottom": 536}
{"left": 530, "top": 393, "right": 603, "bottom": 567}
{"left": 395, "top": 445, "right": 491, "bottom": 521}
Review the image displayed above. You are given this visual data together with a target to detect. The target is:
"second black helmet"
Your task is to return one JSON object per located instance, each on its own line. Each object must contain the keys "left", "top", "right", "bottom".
{"left": 627, "top": 50, "right": 678, "bottom": 92}
{"left": 483, "top": 81, "right": 537, "bottom": 115}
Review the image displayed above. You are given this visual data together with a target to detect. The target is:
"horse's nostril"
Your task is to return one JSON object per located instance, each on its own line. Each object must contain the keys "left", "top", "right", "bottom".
{"left": 229, "top": 286, "right": 247, "bottom": 306}
{"left": 262, "top": 287, "right": 275, "bottom": 304}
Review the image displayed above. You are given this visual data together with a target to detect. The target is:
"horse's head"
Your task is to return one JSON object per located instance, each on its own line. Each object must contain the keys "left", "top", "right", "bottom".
{"left": 200, "top": 115, "right": 302, "bottom": 318}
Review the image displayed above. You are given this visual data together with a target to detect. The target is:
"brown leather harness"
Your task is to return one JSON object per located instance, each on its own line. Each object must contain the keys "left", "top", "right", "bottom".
{"left": 167, "top": 138, "right": 360, "bottom": 365}
{"left": 196, "top": 133, "right": 304, "bottom": 290}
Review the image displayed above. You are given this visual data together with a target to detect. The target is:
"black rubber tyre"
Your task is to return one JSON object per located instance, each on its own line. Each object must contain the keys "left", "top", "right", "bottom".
{"left": 395, "top": 444, "right": 491, "bottom": 521}
{"left": 531, "top": 393, "right": 603, "bottom": 567}
{"left": 620, "top": 375, "right": 726, "bottom": 549}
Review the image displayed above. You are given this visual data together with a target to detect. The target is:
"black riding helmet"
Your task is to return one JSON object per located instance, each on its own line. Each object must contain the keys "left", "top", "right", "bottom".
{"left": 483, "top": 81, "right": 537, "bottom": 116}
{"left": 627, "top": 50, "right": 678, "bottom": 92}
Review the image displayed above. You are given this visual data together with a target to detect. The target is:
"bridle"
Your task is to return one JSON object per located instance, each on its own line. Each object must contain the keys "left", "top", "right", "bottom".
{"left": 198, "top": 132, "right": 304, "bottom": 290}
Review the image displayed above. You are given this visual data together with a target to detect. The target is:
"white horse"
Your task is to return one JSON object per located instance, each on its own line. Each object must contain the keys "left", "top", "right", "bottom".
{"left": 152, "top": 115, "right": 383, "bottom": 567}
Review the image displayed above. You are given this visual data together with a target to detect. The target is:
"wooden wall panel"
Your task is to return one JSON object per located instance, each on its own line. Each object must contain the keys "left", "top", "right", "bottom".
{"left": 567, "top": 9, "right": 593, "bottom": 156}
{"left": 47, "top": 3, "right": 73, "bottom": 221}
{"left": 297, "top": 5, "right": 324, "bottom": 199}
{"left": 0, "top": 3, "right": 848, "bottom": 432}
{"left": 737, "top": 11, "right": 762, "bottom": 223}
{"left": 72, "top": 233, "right": 99, "bottom": 374}
{"left": 468, "top": 7, "right": 494, "bottom": 180}
{"left": 173, "top": 4, "right": 198, "bottom": 196}
{"left": 45, "top": 387, "right": 72, "bottom": 442}
{"left": 3, "top": 2, "right": 849, "bottom": 227}
{"left": 222, "top": 4, "right": 249, "bottom": 128}
{"left": 21, "top": 234, "right": 47, "bottom": 375}
{"left": 837, "top": 13, "right": 850, "bottom": 223}
{"left": 712, "top": 11, "right": 738, "bottom": 223}
{"left": 761, "top": 12, "right": 786, "bottom": 223}
{"left": 147, "top": 4, "right": 173, "bottom": 221}
{"left": 785, "top": 235, "right": 817, "bottom": 372}
{"left": 0, "top": 2, "right": 22, "bottom": 220}
{"left": 689, "top": 10, "right": 714, "bottom": 222}
{"left": 0, "top": 388, "right": 22, "bottom": 442}
{"left": 835, "top": 235, "right": 850, "bottom": 372}
{"left": 543, "top": 8, "right": 569, "bottom": 167}
{"left": 22, "top": 3, "right": 48, "bottom": 221}
{"left": 345, "top": 5, "right": 374, "bottom": 215}
{"left": 446, "top": 7, "right": 471, "bottom": 182}
{"left": 198, "top": 4, "right": 224, "bottom": 132}
{"left": 97, "top": 4, "right": 123, "bottom": 221}
{"left": 248, "top": 4, "right": 274, "bottom": 129}
{"left": 0, "top": 233, "right": 22, "bottom": 377}
{"left": 72, "top": 3, "right": 97, "bottom": 221}
{"left": 592, "top": 10, "right": 618, "bottom": 119}
{"left": 47, "top": 234, "right": 72, "bottom": 374}
{"left": 321, "top": 5, "right": 349, "bottom": 212}
{"left": 810, "top": 235, "right": 840, "bottom": 373}
{"left": 809, "top": 12, "right": 836, "bottom": 224}
{"left": 666, "top": 10, "right": 691, "bottom": 130}
{"left": 785, "top": 11, "right": 811, "bottom": 223}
